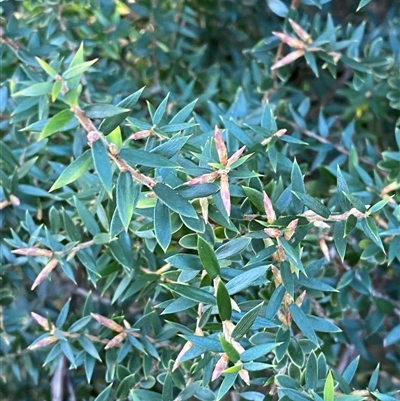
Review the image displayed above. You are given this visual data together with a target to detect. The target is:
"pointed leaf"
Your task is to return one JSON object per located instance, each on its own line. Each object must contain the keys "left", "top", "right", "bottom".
{"left": 153, "top": 93, "right": 170, "bottom": 125}
{"left": 153, "top": 183, "right": 197, "bottom": 218}
{"left": 63, "top": 59, "right": 98, "bottom": 80}
{"left": 292, "top": 192, "right": 330, "bottom": 219}
{"left": 163, "top": 283, "right": 216, "bottom": 305}
{"left": 84, "top": 104, "right": 129, "bottom": 119}
{"left": 198, "top": 236, "right": 220, "bottom": 279}
{"left": 217, "top": 280, "right": 232, "bottom": 321}
{"left": 226, "top": 265, "right": 269, "bottom": 295}
{"left": 289, "top": 304, "right": 318, "bottom": 344}
{"left": 291, "top": 159, "right": 305, "bottom": 213}
{"left": 154, "top": 199, "right": 172, "bottom": 252}
{"left": 92, "top": 139, "right": 113, "bottom": 197}
{"left": 323, "top": 371, "right": 334, "bottom": 401}
{"left": 117, "top": 172, "right": 140, "bottom": 230}
{"left": 232, "top": 302, "right": 263, "bottom": 341}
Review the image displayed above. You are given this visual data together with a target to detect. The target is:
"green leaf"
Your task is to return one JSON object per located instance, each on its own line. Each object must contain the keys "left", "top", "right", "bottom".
{"left": 169, "top": 98, "right": 197, "bottom": 124}
{"left": 305, "top": 351, "right": 318, "bottom": 390}
{"left": 35, "top": 57, "right": 58, "bottom": 78}
{"left": 343, "top": 192, "right": 366, "bottom": 212}
{"left": 292, "top": 192, "right": 331, "bottom": 219}
{"left": 216, "top": 373, "right": 238, "bottom": 401}
{"left": 242, "top": 186, "right": 264, "bottom": 212}
{"left": 153, "top": 93, "right": 170, "bottom": 125}
{"left": 39, "top": 109, "right": 75, "bottom": 140}
{"left": 75, "top": 197, "right": 100, "bottom": 236}
{"left": 217, "top": 280, "right": 232, "bottom": 321}
{"left": 291, "top": 159, "right": 305, "bottom": 214}
{"left": 280, "top": 260, "right": 294, "bottom": 297}
{"left": 117, "top": 172, "right": 140, "bottom": 231}
{"left": 117, "top": 374, "right": 136, "bottom": 399}
{"left": 63, "top": 59, "right": 98, "bottom": 80}
{"left": 384, "top": 324, "right": 400, "bottom": 346}
{"left": 219, "top": 335, "right": 240, "bottom": 363}
{"left": 369, "top": 197, "right": 393, "bottom": 213}
{"left": 279, "top": 238, "right": 305, "bottom": 274}
{"left": 84, "top": 104, "right": 129, "bottom": 119}
{"left": 78, "top": 335, "right": 101, "bottom": 361}
{"left": 119, "top": 149, "right": 178, "bottom": 168}
{"left": 289, "top": 304, "right": 318, "bottom": 344}
{"left": 92, "top": 139, "right": 113, "bottom": 197}
{"left": 153, "top": 183, "right": 197, "bottom": 219}
{"left": 226, "top": 265, "right": 269, "bottom": 295}
{"left": 241, "top": 342, "right": 281, "bottom": 362}
{"left": 232, "top": 302, "right": 263, "bottom": 341}
{"left": 215, "top": 237, "right": 251, "bottom": 260}
{"left": 163, "top": 283, "right": 216, "bottom": 305}
{"left": 334, "top": 220, "right": 347, "bottom": 261}
{"left": 323, "top": 371, "right": 334, "bottom": 401}
{"left": 356, "top": 0, "right": 372, "bottom": 11}
{"left": 56, "top": 299, "right": 71, "bottom": 327}
{"left": 279, "top": 389, "right": 313, "bottom": 401}
{"left": 154, "top": 199, "right": 172, "bottom": 252}
{"left": 345, "top": 214, "right": 357, "bottom": 237}
{"left": 342, "top": 356, "right": 360, "bottom": 384}
{"left": 336, "top": 166, "right": 351, "bottom": 211}
{"left": 94, "top": 383, "right": 113, "bottom": 401}
{"left": 99, "top": 87, "right": 145, "bottom": 135}
{"left": 50, "top": 150, "right": 92, "bottom": 191}
{"left": 368, "top": 364, "right": 380, "bottom": 391}
{"left": 13, "top": 82, "right": 53, "bottom": 97}
{"left": 362, "top": 216, "right": 385, "bottom": 252}
{"left": 198, "top": 236, "right": 220, "bottom": 279}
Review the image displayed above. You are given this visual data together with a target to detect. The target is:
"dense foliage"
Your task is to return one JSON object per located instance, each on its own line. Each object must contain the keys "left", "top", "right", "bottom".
{"left": 1, "top": 0, "right": 399, "bottom": 400}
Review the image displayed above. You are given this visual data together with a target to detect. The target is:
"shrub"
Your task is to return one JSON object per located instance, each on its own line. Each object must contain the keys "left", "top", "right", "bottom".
{"left": 1, "top": 0, "right": 399, "bottom": 400}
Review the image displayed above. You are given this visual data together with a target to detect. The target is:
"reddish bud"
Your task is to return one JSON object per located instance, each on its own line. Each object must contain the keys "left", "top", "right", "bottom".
{"left": 263, "top": 191, "right": 276, "bottom": 223}
{"left": 31, "top": 312, "right": 55, "bottom": 331}
{"left": 173, "top": 340, "right": 193, "bottom": 372}
{"left": 214, "top": 126, "right": 228, "bottom": 165}
{"left": 29, "top": 335, "right": 58, "bottom": 350}
{"left": 264, "top": 227, "right": 281, "bottom": 238}
{"left": 271, "top": 50, "right": 304, "bottom": 70}
{"left": 220, "top": 172, "right": 231, "bottom": 216}
{"left": 31, "top": 258, "right": 58, "bottom": 290}
{"left": 187, "top": 172, "right": 219, "bottom": 185}
{"left": 211, "top": 354, "right": 229, "bottom": 381}
{"left": 284, "top": 218, "right": 299, "bottom": 241}
{"left": 90, "top": 313, "right": 124, "bottom": 332}
{"left": 87, "top": 131, "right": 100, "bottom": 144}
{"left": 9, "top": 195, "right": 20, "bottom": 206}
{"left": 288, "top": 19, "right": 311, "bottom": 43}
{"left": 239, "top": 368, "right": 250, "bottom": 385}
{"left": 105, "top": 332, "right": 127, "bottom": 349}
{"left": 129, "top": 130, "right": 153, "bottom": 140}
{"left": 12, "top": 248, "right": 53, "bottom": 258}
{"left": 272, "top": 32, "right": 305, "bottom": 49}
{"left": 227, "top": 146, "right": 246, "bottom": 167}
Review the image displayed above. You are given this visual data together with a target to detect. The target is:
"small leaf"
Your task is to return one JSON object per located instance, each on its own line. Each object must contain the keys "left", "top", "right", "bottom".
{"left": 153, "top": 93, "right": 170, "bottom": 125}
{"left": 13, "top": 82, "right": 53, "bottom": 97}
{"left": 356, "top": 0, "right": 372, "bottom": 11}
{"left": 119, "top": 148, "right": 178, "bottom": 168}
{"left": 344, "top": 214, "right": 357, "bottom": 237}
{"left": 305, "top": 351, "right": 318, "bottom": 390}
{"left": 219, "top": 335, "right": 240, "bottom": 363}
{"left": 94, "top": 383, "right": 113, "bottom": 401}
{"left": 291, "top": 159, "right": 305, "bottom": 213}
{"left": 323, "top": 371, "right": 334, "bottom": 401}
{"left": 342, "top": 356, "right": 360, "bottom": 384}
{"left": 117, "top": 172, "right": 140, "bottom": 231}
{"left": 35, "top": 57, "right": 58, "bottom": 78}
{"left": 84, "top": 104, "right": 129, "bottom": 119}
{"left": 154, "top": 199, "right": 172, "bottom": 252}
{"left": 226, "top": 265, "right": 269, "bottom": 295}
{"left": 56, "top": 299, "right": 71, "bottom": 327}
{"left": 334, "top": 221, "right": 347, "bottom": 261}
{"left": 217, "top": 373, "right": 238, "bottom": 401}
{"left": 289, "top": 304, "right": 318, "bottom": 344}
{"left": 217, "top": 280, "right": 232, "bottom": 321}
{"left": 163, "top": 283, "right": 216, "bottom": 305}
{"left": 39, "top": 109, "right": 75, "bottom": 140}
{"left": 92, "top": 139, "right": 113, "bottom": 197}
{"left": 240, "top": 342, "right": 281, "bottom": 362}
{"left": 368, "top": 364, "right": 380, "bottom": 391}
{"left": 243, "top": 186, "right": 264, "bottom": 212}
{"left": 232, "top": 302, "right": 263, "bottom": 341}
{"left": 215, "top": 237, "right": 251, "bottom": 260}
{"left": 369, "top": 197, "right": 393, "bottom": 213}
{"left": 198, "top": 236, "right": 220, "bottom": 279}
{"left": 153, "top": 183, "right": 197, "bottom": 219}
{"left": 292, "top": 192, "right": 330, "bottom": 219}
{"left": 78, "top": 335, "right": 101, "bottom": 361}
{"left": 63, "top": 59, "right": 98, "bottom": 80}
{"left": 336, "top": 166, "right": 351, "bottom": 211}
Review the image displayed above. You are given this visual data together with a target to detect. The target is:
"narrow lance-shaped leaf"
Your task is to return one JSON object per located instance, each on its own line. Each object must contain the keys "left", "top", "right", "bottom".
{"left": 116, "top": 172, "right": 140, "bottom": 231}
{"left": 323, "top": 371, "right": 334, "bottom": 401}
{"left": 231, "top": 302, "right": 263, "bottom": 341}
{"left": 198, "top": 236, "right": 221, "bottom": 279}
{"left": 291, "top": 159, "right": 305, "bottom": 213}
{"left": 152, "top": 92, "right": 170, "bottom": 125}
{"left": 292, "top": 191, "right": 331, "bottom": 219}
{"left": 216, "top": 279, "right": 232, "bottom": 321}
{"left": 289, "top": 304, "right": 318, "bottom": 344}
{"left": 39, "top": 109, "right": 75, "bottom": 140}
{"left": 91, "top": 139, "right": 113, "bottom": 197}
{"left": 35, "top": 57, "right": 58, "bottom": 78}
{"left": 154, "top": 199, "right": 172, "bottom": 252}
{"left": 63, "top": 59, "right": 98, "bottom": 80}
{"left": 153, "top": 183, "right": 197, "bottom": 219}
{"left": 31, "top": 258, "right": 58, "bottom": 290}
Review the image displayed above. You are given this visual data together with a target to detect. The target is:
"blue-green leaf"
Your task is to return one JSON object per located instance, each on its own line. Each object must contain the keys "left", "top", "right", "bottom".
{"left": 117, "top": 172, "right": 140, "bottom": 231}
{"left": 92, "top": 139, "right": 113, "bottom": 197}
{"left": 154, "top": 199, "right": 172, "bottom": 252}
